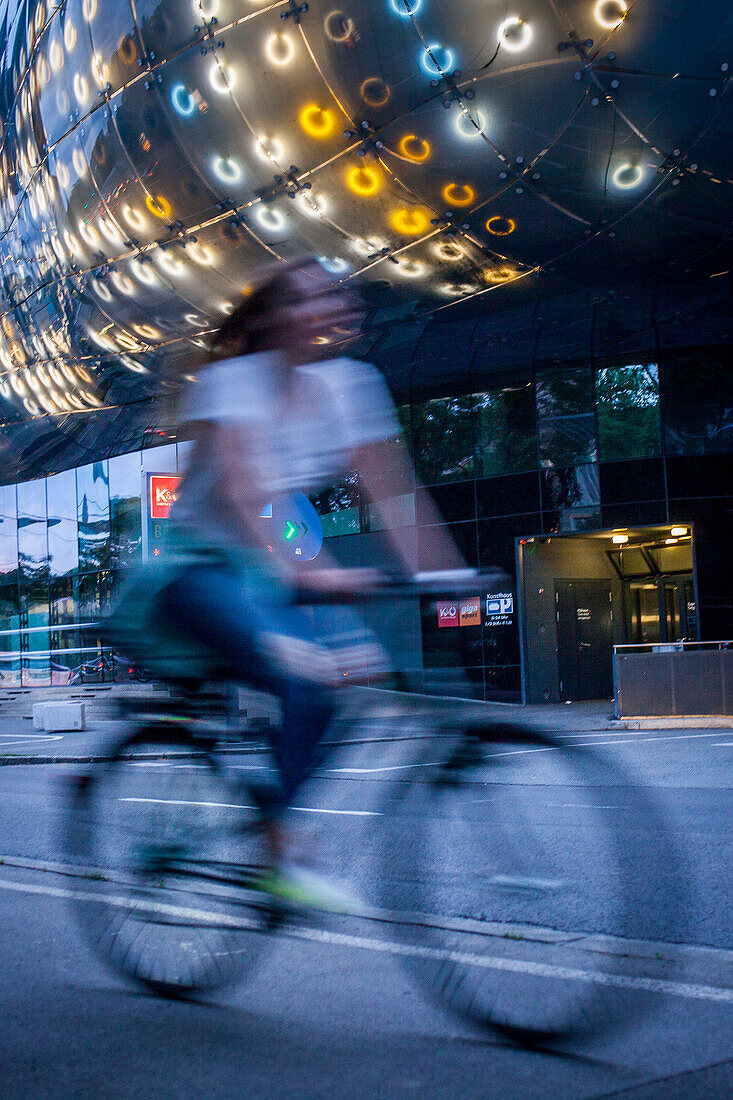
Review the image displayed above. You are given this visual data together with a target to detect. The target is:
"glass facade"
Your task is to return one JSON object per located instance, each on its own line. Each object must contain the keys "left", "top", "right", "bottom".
{"left": 1, "top": 346, "right": 731, "bottom": 700}
{"left": 0, "top": 442, "right": 187, "bottom": 688}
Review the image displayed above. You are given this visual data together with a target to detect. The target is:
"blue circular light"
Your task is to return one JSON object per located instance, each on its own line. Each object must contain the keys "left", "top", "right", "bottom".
{"left": 389, "top": 0, "right": 422, "bottom": 16}
{"left": 171, "top": 84, "right": 196, "bottom": 117}
{"left": 420, "top": 44, "right": 454, "bottom": 75}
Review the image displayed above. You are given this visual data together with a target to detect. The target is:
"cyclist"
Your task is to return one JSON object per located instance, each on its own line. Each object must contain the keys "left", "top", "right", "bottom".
{"left": 147, "top": 261, "right": 461, "bottom": 897}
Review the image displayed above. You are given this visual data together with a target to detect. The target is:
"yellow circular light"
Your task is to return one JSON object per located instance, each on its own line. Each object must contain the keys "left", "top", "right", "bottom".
{"left": 595, "top": 0, "right": 627, "bottom": 30}
{"left": 398, "top": 135, "right": 431, "bottom": 163}
{"left": 346, "top": 164, "right": 381, "bottom": 197}
{"left": 486, "top": 215, "right": 516, "bottom": 236}
{"left": 299, "top": 104, "right": 335, "bottom": 139}
{"left": 146, "top": 194, "right": 172, "bottom": 219}
{"left": 264, "top": 32, "right": 295, "bottom": 66}
{"left": 442, "top": 183, "right": 475, "bottom": 208}
{"left": 360, "top": 77, "right": 390, "bottom": 107}
{"left": 391, "top": 207, "right": 431, "bottom": 235}
{"left": 134, "top": 323, "right": 160, "bottom": 340}
{"left": 119, "top": 35, "right": 138, "bottom": 65}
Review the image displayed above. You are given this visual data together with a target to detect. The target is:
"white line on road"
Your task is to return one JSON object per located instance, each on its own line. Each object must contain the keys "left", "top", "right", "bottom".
{"left": 712, "top": 743, "right": 733, "bottom": 747}
{"left": 0, "top": 734, "right": 64, "bottom": 746}
{"left": 483, "top": 731, "right": 730, "bottom": 759}
{"left": 118, "top": 796, "right": 382, "bottom": 817}
{"left": 329, "top": 762, "right": 442, "bottom": 775}
{"left": 0, "top": 875, "right": 731, "bottom": 1007}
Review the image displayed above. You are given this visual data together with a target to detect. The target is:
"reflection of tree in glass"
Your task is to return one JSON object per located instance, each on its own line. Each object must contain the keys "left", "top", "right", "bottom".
{"left": 662, "top": 354, "right": 733, "bottom": 455}
{"left": 536, "top": 369, "right": 597, "bottom": 467}
{"left": 412, "top": 396, "right": 475, "bottom": 485}
{"left": 310, "top": 473, "right": 362, "bottom": 537}
{"left": 475, "top": 387, "right": 536, "bottom": 478}
{"left": 596, "top": 363, "right": 661, "bottom": 462}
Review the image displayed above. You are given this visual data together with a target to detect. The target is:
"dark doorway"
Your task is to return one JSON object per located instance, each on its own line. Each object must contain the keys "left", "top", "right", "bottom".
{"left": 555, "top": 580, "right": 613, "bottom": 700}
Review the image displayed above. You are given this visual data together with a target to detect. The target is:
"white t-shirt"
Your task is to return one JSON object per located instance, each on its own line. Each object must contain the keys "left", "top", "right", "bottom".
{"left": 172, "top": 352, "right": 399, "bottom": 548}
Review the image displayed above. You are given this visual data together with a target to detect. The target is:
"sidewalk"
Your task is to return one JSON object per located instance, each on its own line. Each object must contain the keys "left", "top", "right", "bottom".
{"left": 0, "top": 692, "right": 730, "bottom": 764}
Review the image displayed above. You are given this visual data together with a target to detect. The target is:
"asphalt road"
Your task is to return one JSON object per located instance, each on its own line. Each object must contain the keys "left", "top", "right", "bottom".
{"left": 0, "top": 721, "right": 731, "bottom": 1098}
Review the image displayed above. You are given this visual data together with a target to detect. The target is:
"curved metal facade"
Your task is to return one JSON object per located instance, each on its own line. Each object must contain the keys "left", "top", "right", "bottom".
{"left": 0, "top": 0, "right": 730, "bottom": 478}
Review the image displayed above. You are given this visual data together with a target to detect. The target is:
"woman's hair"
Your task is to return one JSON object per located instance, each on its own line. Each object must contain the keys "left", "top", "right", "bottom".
{"left": 208, "top": 259, "right": 350, "bottom": 360}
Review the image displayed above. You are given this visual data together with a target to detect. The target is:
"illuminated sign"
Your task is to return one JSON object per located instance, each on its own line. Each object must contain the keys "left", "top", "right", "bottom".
{"left": 437, "top": 602, "right": 459, "bottom": 628}
{"left": 149, "top": 475, "right": 181, "bottom": 519}
{"left": 486, "top": 592, "right": 514, "bottom": 626}
{"left": 459, "top": 598, "right": 481, "bottom": 627}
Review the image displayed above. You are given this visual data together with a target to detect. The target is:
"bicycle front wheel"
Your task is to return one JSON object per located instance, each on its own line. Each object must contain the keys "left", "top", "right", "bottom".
{"left": 65, "top": 725, "right": 272, "bottom": 998}
{"left": 379, "top": 721, "right": 687, "bottom": 1045}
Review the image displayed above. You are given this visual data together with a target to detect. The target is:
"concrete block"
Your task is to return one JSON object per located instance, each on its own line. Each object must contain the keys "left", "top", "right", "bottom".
{"left": 32, "top": 701, "right": 86, "bottom": 732}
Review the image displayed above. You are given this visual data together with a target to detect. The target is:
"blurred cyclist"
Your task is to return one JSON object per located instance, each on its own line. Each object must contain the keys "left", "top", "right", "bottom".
{"left": 156, "top": 260, "right": 460, "bottom": 899}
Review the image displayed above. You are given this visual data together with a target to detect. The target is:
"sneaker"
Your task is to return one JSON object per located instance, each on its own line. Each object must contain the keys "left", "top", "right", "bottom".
{"left": 260, "top": 861, "right": 360, "bottom": 914}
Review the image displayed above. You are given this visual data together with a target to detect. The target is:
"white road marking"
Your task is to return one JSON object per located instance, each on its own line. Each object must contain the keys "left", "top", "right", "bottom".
{"left": 118, "top": 796, "right": 381, "bottom": 817}
{"left": 0, "top": 875, "right": 731, "bottom": 1006}
{"left": 712, "top": 742, "right": 733, "bottom": 747}
{"left": 483, "top": 731, "right": 729, "bottom": 759}
{"left": 543, "top": 803, "right": 621, "bottom": 811}
{"left": 0, "top": 734, "right": 63, "bottom": 747}
{"left": 329, "top": 762, "right": 442, "bottom": 775}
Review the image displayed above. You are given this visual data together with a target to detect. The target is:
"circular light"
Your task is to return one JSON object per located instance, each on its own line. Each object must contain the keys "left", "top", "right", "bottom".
{"left": 612, "top": 163, "right": 644, "bottom": 189}
{"left": 134, "top": 323, "right": 160, "bottom": 341}
{"left": 73, "top": 74, "right": 89, "bottom": 105}
{"left": 130, "top": 259, "right": 158, "bottom": 286}
{"left": 219, "top": 302, "right": 234, "bottom": 315}
{"left": 72, "top": 149, "right": 88, "bottom": 177}
{"left": 455, "top": 108, "right": 486, "bottom": 139}
{"left": 264, "top": 32, "right": 295, "bottom": 66}
{"left": 498, "top": 17, "right": 532, "bottom": 53}
{"left": 318, "top": 256, "right": 350, "bottom": 274}
{"left": 146, "top": 194, "right": 172, "bottom": 219}
{"left": 394, "top": 259, "right": 426, "bottom": 278}
{"left": 56, "top": 161, "right": 70, "bottom": 189}
{"left": 171, "top": 84, "right": 196, "bottom": 116}
{"left": 398, "top": 134, "right": 431, "bottom": 162}
{"left": 390, "top": 0, "right": 422, "bottom": 15}
{"left": 156, "top": 251, "right": 186, "bottom": 278}
{"left": 324, "top": 10, "right": 356, "bottom": 42}
{"left": 255, "top": 206, "right": 286, "bottom": 233}
{"left": 189, "top": 243, "right": 215, "bottom": 266}
{"left": 82, "top": 0, "right": 98, "bottom": 22}
{"left": 99, "top": 217, "right": 124, "bottom": 246}
{"left": 390, "top": 207, "right": 430, "bottom": 235}
{"left": 49, "top": 40, "right": 63, "bottom": 72}
{"left": 209, "top": 61, "right": 236, "bottom": 94}
{"left": 55, "top": 87, "right": 70, "bottom": 113}
{"left": 299, "top": 104, "right": 335, "bottom": 139}
{"left": 184, "top": 313, "right": 204, "bottom": 326}
{"left": 350, "top": 235, "right": 387, "bottom": 257}
{"left": 486, "top": 215, "right": 516, "bottom": 236}
{"left": 212, "top": 155, "right": 242, "bottom": 183}
{"left": 92, "top": 53, "right": 110, "bottom": 89}
{"left": 360, "top": 77, "right": 390, "bottom": 107}
{"left": 194, "top": 0, "right": 219, "bottom": 17}
{"left": 121, "top": 356, "right": 147, "bottom": 373}
{"left": 595, "top": 0, "right": 627, "bottom": 30}
{"left": 255, "top": 135, "right": 286, "bottom": 164}
{"left": 438, "top": 282, "right": 474, "bottom": 297}
{"left": 78, "top": 221, "right": 99, "bottom": 247}
{"left": 111, "top": 272, "right": 135, "bottom": 296}
{"left": 433, "top": 240, "right": 464, "bottom": 261}
{"left": 421, "top": 44, "right": 454, "bottom": 75}
{"left": 64, "top": 20, "right": 77, "bottom": 51}
{"left": 122, "top": 205, "right": 147, "bottom": 232}
{"left": 296, "top": 192, "right": 328, "bottom": 219}
{"left": 92, "top": 279, "right": 112, "bottom": 302}
{"left": 442, "top": 183, "right": 475, "bottom": 207}
{"left": 483, "top": 264, "right": 516, "bottom": 283}
{"left": 346, "top": 164, "right": 381, "bottom": 197}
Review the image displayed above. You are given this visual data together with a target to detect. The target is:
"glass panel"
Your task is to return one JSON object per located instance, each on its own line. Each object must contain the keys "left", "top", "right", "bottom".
{"left": 536, "top": 368, "right": 597, "bottom": 467}
{"left": 20, "top": 579, "right": 50, "bottom": 687}
{"left": 608, "top": 547, "right": 653, "bottom": 578}
{"left": 77, "top": 462, "right": 110, "bottom": 572}
{"left": 109, "top": 451, "right": 143, "bottom": 570}
{"left": 46, "top": 469, "right": 79, "bottom": 578}
{"left": 625, "top": 582, "right": 661, "bottom": 645}
{"left": 142, "top": 442, "right": 178, "bottom": 473}
{"left": 0, "top": 585, "right": 20, "bottom": 688}
{"left": 541, "top": 464, "right": 600, "bottom": 533}
{"left": 311, "top": 475, "right": 362, "bottom": 538}
{"left": 412, "top": 396, "right": 475, "bottom": 485}
{"left": 50, "top": 576, "right": 77, "bottom": 685}
{"left": 595, "top": 363, "right": 661, "bottom": 462}
{"left": 647, "top": 542, "right": 694, "bottom": 574}
{"left": 475, "top": 385, "right": 537, "bottom": 478}
{"left": 17, "top": 479, "right": 48, "bottom": 587}
{"left": 0, "top": 484, "right": 18, "bottom": 581}
{"left": 662, "top": 351, "right": 733, "bottom": 455}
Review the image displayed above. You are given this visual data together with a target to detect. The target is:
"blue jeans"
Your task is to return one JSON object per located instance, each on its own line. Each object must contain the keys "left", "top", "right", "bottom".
{"left": 158, "top": 564, "right": 335, "bottom": 813}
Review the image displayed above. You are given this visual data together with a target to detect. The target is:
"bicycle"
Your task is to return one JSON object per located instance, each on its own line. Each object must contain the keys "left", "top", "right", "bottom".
{"left": 64, "top": 572, "right": 688, "bottom": 1047}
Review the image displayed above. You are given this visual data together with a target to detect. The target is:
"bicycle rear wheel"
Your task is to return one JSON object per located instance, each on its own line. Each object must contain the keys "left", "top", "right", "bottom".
{"left": 379, "top": 721, "right": 687, "bottom": 1045}
{"left": 65, "top": 725, "right": 272, "bottom": 997}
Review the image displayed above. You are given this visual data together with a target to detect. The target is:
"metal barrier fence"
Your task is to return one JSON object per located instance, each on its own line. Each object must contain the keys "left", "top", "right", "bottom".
{"left": 0, "top": 622, "right": 117, "bottom": 688}
{"left": 613, "top": 640, "right": 733, "bottom": 718}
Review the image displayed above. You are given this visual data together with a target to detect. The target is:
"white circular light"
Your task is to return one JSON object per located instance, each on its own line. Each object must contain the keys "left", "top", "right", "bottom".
{"left": 212, "top": 155, "right": 242, "bottom": 184}
{"left": 184, "top": 313, "right": 204, "bottom": 326}
{"left": 188, "top": 243, "right": 216, "bottom": 266}
{"left": 92, "top": 279, "right": 112, "bottom": 301}
{"left": 264, "top": 32, "right": 295, "bottom": 66}
{"left": 209, "top": 61, "right": 236, "bottom": 94}
{"left": 194, "top": 0, "right": 219, "bottom": 17}
{"left": 73, "top": 74, "right": 89, "bottom": 105}
{"left": 394, "top": 259, "right": 426, "bottom": 278}
{"left": 82, "top": 0, "right": 98, "bottom": 22}
{"left": 78, "top": 221, "right": 99, "bottom": 247}
{"left": 455, "top": 108, "right": 487, "bottom": 139}
{"left": 317, "top": 256, "right": 350, "bottom": 275}
{"left": 156, "top": 251, "right": 186, "bottom": 278}
{"left": 255, "top": 206, "right": 286, "bottom": 233}
{"left": 122, "top": 205, "right": 147, "bottom": 232}
{"left": 595, "top": 0, "right": 627, "bottom": 30}
{"left": 612, "top": 162, "right": 644, "bottom": 189}
{"left": 99, "top": 217, "right": 124, "bottom": 246}
{"left": 255, "top": 136, "right": 286, "bottom": 164}
{"left": 130, "top": 259, "right": 158, "bottom": 286}
{"left": 72, "top": 148, "right": 87, "bottom": 177}
{"left": 498, "top": 17, "right": 532, "bottom": 52}
{"left": 121, "top": 356, "right": 147, "bottom": 373}
{"left": 297, "top": 191, "right": 328, "bottom": 219}
{"left": 64, "top": 20, "right": 77, "bottom": 50}
{"left": 111, "top": 272, "right": 135, "bottom": 295}
{"left": 55, "top": 87, "right": 70, "bottom": 114}
{"left": 390, "top": 0, "right": 422, "bottom": 16}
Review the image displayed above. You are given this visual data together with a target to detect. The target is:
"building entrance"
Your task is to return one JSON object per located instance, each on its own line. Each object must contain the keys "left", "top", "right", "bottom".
{"left": 555, "top": 580, "right": 613, "bottom": 701}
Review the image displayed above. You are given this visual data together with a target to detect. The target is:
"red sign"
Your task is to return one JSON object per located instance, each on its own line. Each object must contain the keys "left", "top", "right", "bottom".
{"left": 149, "top": 475, "right": 181, "bottom": 519}
{"left": 437, "top": 601, "right": 460, "bottom": 628}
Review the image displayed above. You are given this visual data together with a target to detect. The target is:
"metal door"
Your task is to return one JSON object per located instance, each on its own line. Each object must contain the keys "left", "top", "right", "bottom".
{"left": 556, "top": 580, "right": 614, "bottom": 700}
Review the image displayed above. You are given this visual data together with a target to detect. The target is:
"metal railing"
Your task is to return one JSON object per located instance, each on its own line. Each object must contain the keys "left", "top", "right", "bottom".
{"left": 613, "top": 639, "right": 733, "bottom": 718}
{"left": 614, "top": 640, "right": 732, "bottom": 653}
